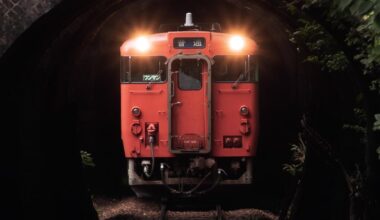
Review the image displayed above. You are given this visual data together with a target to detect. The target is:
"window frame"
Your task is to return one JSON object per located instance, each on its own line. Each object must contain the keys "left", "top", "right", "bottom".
{"left": 120, "top": 56, "right": 168, "bottom": 84}
{"left": 211, "top": 55, "right": 259, "bottom": 83}
{"left": 177, "top": 59, "right": 203, "bottom": 91}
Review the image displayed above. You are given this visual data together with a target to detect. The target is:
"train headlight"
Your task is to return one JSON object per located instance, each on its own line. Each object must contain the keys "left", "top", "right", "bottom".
{"left": 229, "top": 35, "right": 245, "bottom": 51}
{"left": 131, "top": 107, "right": 141, "bottom": 117}
{"left": 134, "top": 36, "right": 151, "bottom": 52}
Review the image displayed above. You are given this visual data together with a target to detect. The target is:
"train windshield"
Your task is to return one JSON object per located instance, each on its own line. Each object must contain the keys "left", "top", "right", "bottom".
{"left": 120, "top": 56, "right": 167, "bottom": 83}
{"left": 212, "top": 55, "right": 258, "bottom": 82}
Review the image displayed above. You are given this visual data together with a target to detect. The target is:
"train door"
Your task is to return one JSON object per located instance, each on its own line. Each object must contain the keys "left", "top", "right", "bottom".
{"left": 168, "top": 56, "right": 211, "bottom": 153}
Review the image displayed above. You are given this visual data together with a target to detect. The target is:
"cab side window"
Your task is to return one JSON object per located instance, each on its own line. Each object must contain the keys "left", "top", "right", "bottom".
{"left": 212, "top": 55, "right": 258, "bottom": 82}
{"left": 120, "top": 56, "right": 167, "bottom": 83}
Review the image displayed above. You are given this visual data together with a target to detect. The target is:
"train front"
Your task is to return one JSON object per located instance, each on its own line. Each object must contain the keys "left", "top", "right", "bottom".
{"left": 120, "top": 14, "right": 258, "bottom": 197}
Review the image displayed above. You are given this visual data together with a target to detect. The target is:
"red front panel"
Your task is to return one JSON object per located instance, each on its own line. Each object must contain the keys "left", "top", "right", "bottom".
{"left": 121, "top": 84, "right": 174, "bottom": 158}
{"left": 212, "top": 83, "right": 258, "bottom": 157}
{"left": 121, "top": 31, "right": 259, "bottom": 159}
{"left": 121, "top": 82, "right": 258, "bottom": 158}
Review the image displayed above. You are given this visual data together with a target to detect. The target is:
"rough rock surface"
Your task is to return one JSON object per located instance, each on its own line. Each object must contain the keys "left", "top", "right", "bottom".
{"left": 0, "top": 0, "right": 62, "bottom": 56}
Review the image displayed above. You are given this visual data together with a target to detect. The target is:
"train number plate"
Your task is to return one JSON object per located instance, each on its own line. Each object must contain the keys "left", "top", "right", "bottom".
{"left": 173, "top": 38, "right": 206, "bottom": 49}
{"left": 142, "top": 74, "right": 161, "bottom": 82}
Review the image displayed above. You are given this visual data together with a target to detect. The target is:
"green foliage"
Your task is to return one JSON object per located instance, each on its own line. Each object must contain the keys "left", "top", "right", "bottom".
{"left": 369, "top": 78, "right": 380, "bottom": 94}
{"left": 343, "top": 107, "right": 367, "bottom": 127}
{"left": 346, "top": 15, "right": 380, "bottom": 76}
{"left": 284, "top": 0, "right": 380, "bottom": 167}
{"left": 281, "top": 1, "right": 380, "bottom": 214}
{"left": 325, "top": 52, "right": 351, "bottom": 72}
{"left": 374, "top": 113, "right": 380, "bottom": 131}
{"left": 333, "top": 0, "right": 380, "bottom": 26}
{"left": 334, "top": 0, "right": 380, "bottom": 69}
{"left": 343, "top": 108, "right": 368, "bottom": 145}
{"left": 283, "top": 139, "right": 306, "bottom": 176}
{"left": 343, "top": 124, "right": 367, "bottom": 133}
{"left": 286, "top": 0, "right": 380, "bottom": 76}
{"left": 288, "top": 19, "right": 350, "bottom": 72}
{"left": 80, "top": 150, "right": 95, "bottom": 167}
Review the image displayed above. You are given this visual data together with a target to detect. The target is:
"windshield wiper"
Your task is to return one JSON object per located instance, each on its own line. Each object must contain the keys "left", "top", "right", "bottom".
{"left": 156, "top": 69, "right": 163, "bottom": 76}
{"left": 231, "top": 70, "right": 248, "bottom": 89}
{"left": 147, "top": 69, "right": 164, "bottom": 89}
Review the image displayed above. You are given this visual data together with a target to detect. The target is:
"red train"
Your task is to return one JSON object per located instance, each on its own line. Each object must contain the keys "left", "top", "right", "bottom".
{"left": 120, "top": 13, "right": 259, "bottom": 197}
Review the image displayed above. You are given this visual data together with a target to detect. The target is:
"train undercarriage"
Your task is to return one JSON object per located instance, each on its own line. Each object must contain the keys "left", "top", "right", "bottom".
{"left": 127, "top": 157, "right": 253, "bottom": 197}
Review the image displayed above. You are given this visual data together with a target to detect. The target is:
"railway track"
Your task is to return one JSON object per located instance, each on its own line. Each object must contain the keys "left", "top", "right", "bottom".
{"left": 93, "top": 196, "right": 278, "bottom": 220}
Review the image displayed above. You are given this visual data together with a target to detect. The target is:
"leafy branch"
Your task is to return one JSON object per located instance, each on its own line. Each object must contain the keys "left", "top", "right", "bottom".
{"left": 283, "top": 135, "right": 306, "bottom": 176}
{"left": 80, "top": 150, "right": 95, "bottom": 167}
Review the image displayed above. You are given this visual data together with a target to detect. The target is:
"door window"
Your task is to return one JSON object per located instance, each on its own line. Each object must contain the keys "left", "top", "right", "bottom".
{"left": 178, "top": 59, "right": 202, "bottom": 90}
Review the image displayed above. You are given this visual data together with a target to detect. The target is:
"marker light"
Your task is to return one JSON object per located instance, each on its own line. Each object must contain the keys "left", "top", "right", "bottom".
{"left": 134, "top": 36, "right": 151, "bottom": 52}
{"left": 240, "top": 106, "right": 249, "bottom": 116}
{"left": 131, "top": 107, "right": 141, "bottom": 117}
{"left": 229, "top": 35, "right": 245, "bottom": 51}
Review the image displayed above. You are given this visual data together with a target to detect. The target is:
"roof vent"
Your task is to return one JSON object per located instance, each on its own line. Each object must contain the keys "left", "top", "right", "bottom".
{"left": 184, "top": 12, "right": 194, "bottom": 27}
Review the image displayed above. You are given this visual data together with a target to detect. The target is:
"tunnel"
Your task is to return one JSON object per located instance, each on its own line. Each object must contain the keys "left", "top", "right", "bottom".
{"left": 2, "top": 0, "right": 359, "bottom": 219}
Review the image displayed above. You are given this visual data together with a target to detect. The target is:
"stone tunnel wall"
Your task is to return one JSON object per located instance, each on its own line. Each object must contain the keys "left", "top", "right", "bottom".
{"left": 0, "top": 0, "right": 62, "bottom": 56}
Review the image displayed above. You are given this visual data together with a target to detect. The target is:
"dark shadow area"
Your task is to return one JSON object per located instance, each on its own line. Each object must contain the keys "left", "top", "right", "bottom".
{"left": 2, "top": 0, "right": 359, "bottom": 219}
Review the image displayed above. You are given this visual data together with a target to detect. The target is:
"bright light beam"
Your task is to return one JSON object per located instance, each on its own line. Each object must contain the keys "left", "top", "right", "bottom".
{"left": 134, "top": 36, "right": 151, "bottom": 52}
{"left": 229, "top": 35, "right": 245, "bottom": 51}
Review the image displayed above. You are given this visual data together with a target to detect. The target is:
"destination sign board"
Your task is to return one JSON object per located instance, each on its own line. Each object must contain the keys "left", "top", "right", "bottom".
{"left": 173, "top": 38, "right": 206, "bottom": 49}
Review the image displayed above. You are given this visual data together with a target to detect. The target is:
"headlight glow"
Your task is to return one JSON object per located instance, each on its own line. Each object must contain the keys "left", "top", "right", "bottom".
{"left": 229, "top": 35, "right": 245, "bottom": 51}
{"left": 134, "top": 36, "right": 151, "bottom": 52}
